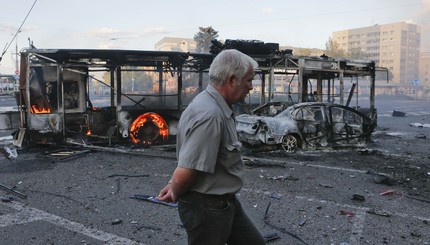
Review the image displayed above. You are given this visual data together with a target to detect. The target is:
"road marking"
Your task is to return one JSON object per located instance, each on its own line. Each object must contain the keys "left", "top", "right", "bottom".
{"left": 0, "top": 201, "right": 144, "bottom": 245}
{"left": 350, "top": 209, "right": 366, "bottom": 244}
{"left": 378, "top": 111, "right": 430, "bottom": 117}
{"left": 245, "top": 155, "right": 369, "bottom": 174}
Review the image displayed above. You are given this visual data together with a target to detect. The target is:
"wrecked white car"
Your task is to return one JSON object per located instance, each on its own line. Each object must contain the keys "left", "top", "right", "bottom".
{"left": 235, "top": 102, "right": 376, "bottom": 153}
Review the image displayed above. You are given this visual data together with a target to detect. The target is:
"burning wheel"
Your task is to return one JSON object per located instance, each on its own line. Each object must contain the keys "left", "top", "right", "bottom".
{"left": 130, "top": 112, "right": 169, "bottom": 145}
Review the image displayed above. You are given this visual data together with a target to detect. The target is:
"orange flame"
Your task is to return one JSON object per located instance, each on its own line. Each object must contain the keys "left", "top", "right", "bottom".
{"left": 86, "top": 128, "right": 92, "bottom": 136}
{"left": 30, "top": 105, "right": 51, "bottom": 114}
{"left": 130, "top": 112, "right": 169, "bottom": 145}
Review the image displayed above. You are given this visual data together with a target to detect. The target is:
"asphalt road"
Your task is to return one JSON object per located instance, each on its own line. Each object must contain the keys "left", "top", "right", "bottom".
{"left": 0, "top": 95, "right": 429, "bottom": 245}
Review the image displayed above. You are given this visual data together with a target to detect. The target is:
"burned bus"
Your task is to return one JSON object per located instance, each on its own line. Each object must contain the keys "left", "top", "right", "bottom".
{"left": 14, "top": 41, "right": 377, "bottom": 147}
{"left": 16, "top": 48, "right": 213, "bottom": 146}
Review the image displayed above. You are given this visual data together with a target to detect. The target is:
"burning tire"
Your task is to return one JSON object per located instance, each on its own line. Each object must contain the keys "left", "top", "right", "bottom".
{"left": 130, "top": 112, "right": 169, "bottom": 145}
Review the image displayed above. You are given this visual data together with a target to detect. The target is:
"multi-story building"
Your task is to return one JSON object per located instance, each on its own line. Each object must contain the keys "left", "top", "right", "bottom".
{"left": 332, "top": 22, "right": 421, "bottom": 84}
{"left": 154, "top": 37, "right": 196, "bottom": 52}
{"left": 419, "top": 52, "right": 430, "bottom": 88}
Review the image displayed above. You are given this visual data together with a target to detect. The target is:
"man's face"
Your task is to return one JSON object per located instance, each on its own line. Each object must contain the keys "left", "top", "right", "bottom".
{"left": 231, "top": 68, "right": 254, "bottom": 103}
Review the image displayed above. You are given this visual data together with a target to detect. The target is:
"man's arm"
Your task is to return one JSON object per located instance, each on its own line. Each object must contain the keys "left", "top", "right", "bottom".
{"left": 157, "top": 167, "right": 198, "bottom": 203}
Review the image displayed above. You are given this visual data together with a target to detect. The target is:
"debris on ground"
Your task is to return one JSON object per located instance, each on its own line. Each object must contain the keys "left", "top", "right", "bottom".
{"left": 415, "top": 134, "right": 427, "bottom": 139}
{"left": 366, "top": 170, "right": 396, "bottom": 185}
{"left": 380, "top": 189, "right": 403, "bottom": 196}
{"left": 259, "top": 174, "right": 299, "bottom": 181}
{"left": 410, "top": 122, "right": 430, "bottom": 128}
{"left": 263, "top": 232, "right": 280, "bottom": 242}
{"left": 0, "top": 183, "right": 27, "bottom": 199}
{"left": 392, "top": 110, "right": 406, "bottom": 117}
{"left": 264, "top": 202, "right": 310, "bottom": 245}
{"left": 130, "top": 194, "right": 178, "bottom": 207}
{"left": 0, "top": 196, "right": 14, "bottom": 202}
{"left": 352, "top": 194, "right": 365, "bottom": 201}
{"left": 367, "top": 209, "right": 392, "bottom": 217}
{"left": 338, "top": 210, "right": 354, "bottom": 217}
{"left": 318, "top": 183, "right": 334, "bottom": 188}
{"left": 37, "top": 147, "right": 91, "bottom": 161}
{"left": 405, "top": 194, "right": 430, "bottom": 203}
{"left": 111, "top": 219, "right": 122, "bottom": 225}
{"left": 298, "top": 218, "right": 307, "bottom": 226}
{"left": 0, "top": 144, "right": 18, "bottom": 159}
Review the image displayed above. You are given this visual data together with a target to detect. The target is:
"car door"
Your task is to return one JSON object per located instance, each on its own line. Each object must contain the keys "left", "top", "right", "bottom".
{"left": 293, "top": 105, "right": 328, "bottom": 147}
{"left": 329, "top": 106, "right": 367, "bottom": 146}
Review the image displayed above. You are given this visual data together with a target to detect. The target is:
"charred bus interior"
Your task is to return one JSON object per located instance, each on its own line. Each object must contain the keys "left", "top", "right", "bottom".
{"left": 17, "top": 49, "right": 213, "bottom": 146}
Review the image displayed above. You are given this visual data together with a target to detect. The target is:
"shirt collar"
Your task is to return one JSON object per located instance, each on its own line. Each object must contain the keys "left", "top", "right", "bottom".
{"left": 206, "top": 84, "right": 234, "bottom": 119}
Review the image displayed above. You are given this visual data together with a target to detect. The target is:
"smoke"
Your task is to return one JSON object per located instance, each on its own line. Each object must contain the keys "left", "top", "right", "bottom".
{"left": 414, "top": 0, "right": 430, "bottom": 51}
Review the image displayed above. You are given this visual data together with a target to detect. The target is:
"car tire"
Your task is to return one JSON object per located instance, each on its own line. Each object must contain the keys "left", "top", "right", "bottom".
{"left": 281, "top": 134, "right": 299, "bottom": 153}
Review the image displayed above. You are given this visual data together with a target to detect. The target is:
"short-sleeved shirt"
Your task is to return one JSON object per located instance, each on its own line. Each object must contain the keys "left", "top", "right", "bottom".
{"left": 177, "top": 84, "right": 244, "bottom": 195}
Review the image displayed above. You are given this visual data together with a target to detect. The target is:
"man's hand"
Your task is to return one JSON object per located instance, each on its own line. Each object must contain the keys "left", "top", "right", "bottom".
{"left": 156, "top": 182, "right": 176, "bottom": 203}
{"left": 156, "top": 167, "right": 198, "bottom": 203}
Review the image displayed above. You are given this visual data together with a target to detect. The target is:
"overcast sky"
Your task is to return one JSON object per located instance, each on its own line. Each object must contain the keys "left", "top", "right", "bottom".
{"left": 1, "top": 0, "right": 429, "bottom": 74}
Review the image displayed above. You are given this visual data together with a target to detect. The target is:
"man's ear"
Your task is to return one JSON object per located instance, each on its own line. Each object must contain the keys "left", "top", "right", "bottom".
{"left": 227, "top": 75, "right": 237, "bottom": 86}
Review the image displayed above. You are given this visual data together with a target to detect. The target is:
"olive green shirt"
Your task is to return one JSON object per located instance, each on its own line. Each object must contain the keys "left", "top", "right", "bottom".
{"left": 176, "top": 84, "right": 244, "bottom": 195}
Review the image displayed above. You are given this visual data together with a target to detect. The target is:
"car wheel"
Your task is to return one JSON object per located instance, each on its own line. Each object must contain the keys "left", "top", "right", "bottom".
{"left": 281, "top": 134, "right": 299, "bottom": 153}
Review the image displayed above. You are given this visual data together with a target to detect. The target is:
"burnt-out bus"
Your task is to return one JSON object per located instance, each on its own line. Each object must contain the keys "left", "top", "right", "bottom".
{"left": 15, "top": 41, "right": 377, "bottom": 147}
{"left": 16, "top": 48, "right": 213, "bottom": 146}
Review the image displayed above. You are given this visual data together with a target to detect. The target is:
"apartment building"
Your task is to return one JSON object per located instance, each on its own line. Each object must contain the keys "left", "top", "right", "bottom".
{"left": 419, "top": 52, "right": 430, "bottom": 88}
{"left": 332, "top": 22, "right": 421, "bottom": 84}
{"left": 154, "top": 37, "right": 196, "bottom": 52}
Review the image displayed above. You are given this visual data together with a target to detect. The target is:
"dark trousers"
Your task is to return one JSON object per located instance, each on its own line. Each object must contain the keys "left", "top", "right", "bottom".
{"left": 178, "top": 192, "right": 266, "bottom": 245}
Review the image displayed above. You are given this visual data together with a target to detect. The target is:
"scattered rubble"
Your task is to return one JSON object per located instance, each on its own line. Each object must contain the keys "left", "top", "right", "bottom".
{"left": 415, "top": 134, "right": 427, "bottom": 139}
{"left": 366, "top": 209, "right": 392, "bottom": 217}
{"left": 0, "top": 136, "right": 18, "bottom": 159}
{"left": 366, "top": 170, "right": 396, "bottom": 185}
{"left": 111, "top": 219, "right": 122, "bottom": 225}
{"left": 130, "top": 194, "right": 178, "bottom": 207}
{"left": 352, "top": 194, "right": 365, "bottom": 201}
{"left": 410, "top": 122, "right": 430, "bottom": 128}
{"left": 380, "top": 189, "right": 403, "bottom": 196}
{"left": 338, "top": 210, "right": 354, "bottom": 217}
{"left": 392, "top": 110, "right": 406, "bottom": 117}
{"left": 0, "top": 183, "right": 27, "bottom": 199}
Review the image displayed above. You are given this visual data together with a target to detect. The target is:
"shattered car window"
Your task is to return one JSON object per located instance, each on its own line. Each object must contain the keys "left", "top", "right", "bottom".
{"left": 292, "top": 106, "right": 322, "bottom": 122}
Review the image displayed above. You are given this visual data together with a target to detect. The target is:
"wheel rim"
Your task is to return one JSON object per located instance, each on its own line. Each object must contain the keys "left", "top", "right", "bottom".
{"left": 281, "top": 135, "right": 298, "bottom": 153}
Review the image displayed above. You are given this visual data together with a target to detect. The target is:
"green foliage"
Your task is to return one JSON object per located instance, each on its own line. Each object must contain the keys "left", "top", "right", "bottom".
{"left": 194, "top": 26, "right": 219, "bottom": 53}
{"left": 295, "top": 48, "right": 312, "bottom": 56}
{"left": 324, "top": 37, "right": 346, "bottom": 58}
{"left": 121, "top": 68, "right": 155, "bottom": 93}
{"left": 325, "top": 37, "right": 368, "bottom": 60}
{"left": 347, "top": 47, "right": 367, "bottom": 60}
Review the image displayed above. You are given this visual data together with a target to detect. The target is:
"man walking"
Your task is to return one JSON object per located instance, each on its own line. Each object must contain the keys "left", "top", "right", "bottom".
{"left": 157, "top": 49, "right": 265, "bottom": 245}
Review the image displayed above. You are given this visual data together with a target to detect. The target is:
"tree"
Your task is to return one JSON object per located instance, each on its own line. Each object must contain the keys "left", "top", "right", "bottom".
{"left": 324, "top": 37, "right": 346, "bottom": 58}
{"left": 194, "top": 26, "right": 219, "bottom": 53}
{"left": 347, "top": 47, "right": 368, "bottom": 60}
{"left": 295, "top": 48, "right": 312, "bottom": 56}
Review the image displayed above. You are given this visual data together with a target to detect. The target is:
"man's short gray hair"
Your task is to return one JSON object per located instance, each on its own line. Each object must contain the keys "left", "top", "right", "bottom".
{"left": 209, "top": 49, "right": 258, "bottom": 86}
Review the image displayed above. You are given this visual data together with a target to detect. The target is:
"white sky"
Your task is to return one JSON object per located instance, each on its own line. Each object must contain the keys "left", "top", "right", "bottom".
{"left": 1, "top": 0, "right": 429, "bottom": 74}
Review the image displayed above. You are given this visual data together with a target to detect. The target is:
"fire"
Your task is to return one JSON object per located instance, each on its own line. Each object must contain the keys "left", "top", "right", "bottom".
{"left": 30, "top": 105, "right": 51, "bottom": 114}
{"left": 130, "top": 112, "right": 169, "bottom": 145}
{"left": 86, "top": 128, "right": 92, "bottom": 136}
